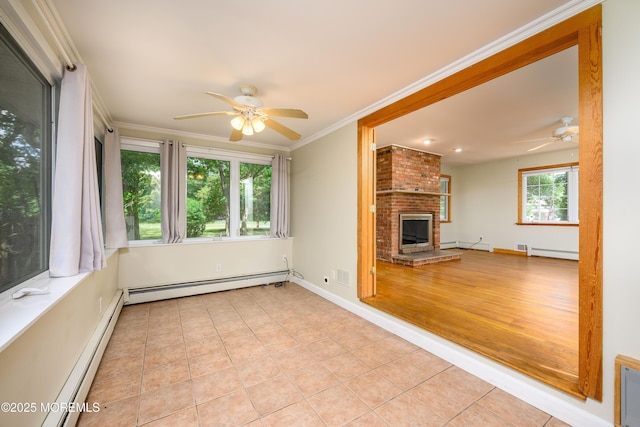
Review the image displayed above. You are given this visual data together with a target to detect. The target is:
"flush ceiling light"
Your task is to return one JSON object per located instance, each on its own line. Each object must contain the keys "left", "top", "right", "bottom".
{"left": 454, "top": 147, "right": 462, "bottom": 153}
{"left": 423, "top": 139, "right": 434, "bottom": 145}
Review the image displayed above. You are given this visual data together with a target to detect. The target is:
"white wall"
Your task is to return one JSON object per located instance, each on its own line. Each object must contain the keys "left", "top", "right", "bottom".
{"left": 602, "top": 0, "right": 640, "bottom": 420}
{"left": 448, "top": 148, "right": 579, "bottom": 252}
{"left": 0, "top": 252, "right": 120, "bottom": 427}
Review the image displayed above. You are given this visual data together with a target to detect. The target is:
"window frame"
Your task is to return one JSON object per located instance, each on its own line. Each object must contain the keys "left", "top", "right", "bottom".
{"left": 517, "top": 162, "right": 579, "bottom": 226}
{"left": 440, "top": 174, "right": 451, "bottom": 223}
{"left": 185, "top": 146, "right": 272, "bottom": 240}
{"left": 120, "top": 139, "right": 162, "bottom": 242}
{"left": 120, "top": 139, "right": 276, "bottom": 243}
{"left": 0, "top": 22, "right": 53, "bottom": 295}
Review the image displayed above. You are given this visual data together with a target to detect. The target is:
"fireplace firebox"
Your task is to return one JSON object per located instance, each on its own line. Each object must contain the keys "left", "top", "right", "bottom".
{"left": 399, "top": 213, "right": 434, "bottom": 252}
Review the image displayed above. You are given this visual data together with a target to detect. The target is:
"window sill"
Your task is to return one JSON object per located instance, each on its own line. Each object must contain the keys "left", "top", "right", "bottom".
{"left": 515, "top": 222, "right": 579, "bottom": 227}
{"left": 0, "top": 249, "right": 118, "bottom": 352}
{"left": 126, "top": 235, "right": 284, "bottom": 248}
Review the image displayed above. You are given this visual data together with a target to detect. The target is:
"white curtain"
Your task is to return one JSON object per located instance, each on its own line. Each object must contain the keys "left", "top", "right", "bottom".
{"left": 160, "top": 140, "right": 186, "bottom": 243}
{"left": 104, "top": 127, "right": 128, "bottom": 248}
{"left": 270, "top": 154, "right": 289, "bottom": 238}
{"left": 49, "top": 63, "right": 106, "bottom": 276}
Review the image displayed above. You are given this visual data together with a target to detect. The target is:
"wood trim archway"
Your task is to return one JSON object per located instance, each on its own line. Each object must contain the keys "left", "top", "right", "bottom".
{"left": 357, "top": 6, "right": 602, "bottom": 400}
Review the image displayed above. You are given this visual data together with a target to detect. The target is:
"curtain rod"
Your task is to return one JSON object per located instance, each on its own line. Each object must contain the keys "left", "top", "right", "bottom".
{"left": 93, "top": 105, "right": 114, "bottom": 133}
{"left": 31, "top": 0, "right": 75, "bottom": 71}
{"left": 31, "top": 0, "right": 114, "bottom": 133}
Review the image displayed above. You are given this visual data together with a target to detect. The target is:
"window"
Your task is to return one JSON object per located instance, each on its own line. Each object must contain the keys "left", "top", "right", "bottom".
{"left": 185, "top": 147, "right": 272, "bottom": 239}
{"left": 186, "top": 157, "right": 230, "bottom": 238}
{"left": 239, "top": 162, "right": 271, "bottom": 236}
{"left": 519, "top": 163, "right": 579, "bottom": 224}
{"left": 120, "top": 141, "right": 273, "bottom": 241}
{"left": 120, "top": 141, "right": 161, "bottom": 241}
{"left": 440, "top": 175, "right": 451, "bottom": 222}
{"left": 0, "top": 24, "right": 52, "bottom": 294}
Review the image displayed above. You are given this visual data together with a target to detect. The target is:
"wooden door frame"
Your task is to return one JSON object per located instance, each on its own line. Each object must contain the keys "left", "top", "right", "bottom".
{"left": 357, "top": 6, "right": 602, "bottom": 400}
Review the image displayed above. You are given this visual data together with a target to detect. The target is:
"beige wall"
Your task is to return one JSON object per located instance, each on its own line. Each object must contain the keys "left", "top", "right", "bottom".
{"left": 0, "top": 252, "right": 120, "bottom": 427}
{"left": 119, "top": 239, "right": 293, "bottom": 289}
{"left": 291, "top": 123, "right": 358, "bottom": 302}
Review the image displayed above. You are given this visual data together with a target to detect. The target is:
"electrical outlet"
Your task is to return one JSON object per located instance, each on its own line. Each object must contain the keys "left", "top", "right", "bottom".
{"left": 98, "top": 297, "right": 102, "bottom": 314}
{"left": 215, "top": 263, "right": 222, "bottom": 272}
{"left": 282, "top": 254, "right": 287, "bottom": 262}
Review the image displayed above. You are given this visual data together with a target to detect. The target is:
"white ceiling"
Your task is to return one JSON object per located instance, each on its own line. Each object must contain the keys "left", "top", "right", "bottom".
{"left": 376, "top": 46, "right": 578, "bottom": 166}
{"left": 50, "top": 0, "right": 581, "bottom": 164}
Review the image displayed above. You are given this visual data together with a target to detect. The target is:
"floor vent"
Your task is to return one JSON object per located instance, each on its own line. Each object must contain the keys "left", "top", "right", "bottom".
{"left": 514, "top": 243, "right": 528, "bottom": 252}
{"left": 617, "top": 355, "right": 640, "bottom": 427}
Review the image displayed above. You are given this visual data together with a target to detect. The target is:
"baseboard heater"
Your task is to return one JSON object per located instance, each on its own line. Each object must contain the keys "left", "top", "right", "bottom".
{"left": 124, "top": 270, "right": 290, "bottom": 305}
{"left": 42, "top": 290, "right": 124, "bottom": 427}
{"left": 527, "top": 247, "right": 579, "bottom": 261}
{"left": 454, "top": 240, "right": 492, "bottom": 252}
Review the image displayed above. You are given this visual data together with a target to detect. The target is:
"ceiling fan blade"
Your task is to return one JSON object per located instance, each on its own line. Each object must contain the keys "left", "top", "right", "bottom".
{"left": 229, "top": 128, "right": 243, "bottom": 142}
{"left": 264, "top": 118, "right": 302, "bottom": 140}
{"left": 527, "top": 140, "right": 557, "bottom": 152}
{"left": 206, "top": 91, "right": 245, "bottom": 108}
{"left": 261, "top": 108, "right": 308, "bottom": 119}
{"left": 513, "top": 136, "right": 554, "bottom": 144}
{"left": 174, "top": 111, "right": 237, "bottom": 120}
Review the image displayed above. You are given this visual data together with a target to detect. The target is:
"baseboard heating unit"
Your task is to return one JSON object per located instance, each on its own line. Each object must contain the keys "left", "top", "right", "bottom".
{"left": 124, "top": 270, "right": 290, "bottom": 304}
{"left": 42, "top": 291, "right": 124, "bottom": 427}
{"left": 527, "top": 247, "right": 579, "bottom": 261}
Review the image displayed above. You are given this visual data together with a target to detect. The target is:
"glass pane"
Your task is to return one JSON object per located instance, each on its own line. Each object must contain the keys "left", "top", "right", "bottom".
{"left": 439, "top": 179, "right": 448, "bottom": 193}
{"left": 0, "top": 25, "right": 51, "bottom": 293}
{"left": 186, "top": 157, "right": 230, "bottom": 238}
{"left": 239, "top": 162, "right": 271, "bottom": 236}
{"left": 121, "top": 150, "right": 161, "bottom": 240}
{"left": 525, "top": 170, "right": 572, "bottom": 222}
{"left": 526, "top": 175, "right": 540, "bottom": 186}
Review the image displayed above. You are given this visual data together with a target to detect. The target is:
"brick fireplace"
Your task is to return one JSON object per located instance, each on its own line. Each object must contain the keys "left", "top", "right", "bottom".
{"left": 376, "top": 145, "right": 451, "bottom": 265}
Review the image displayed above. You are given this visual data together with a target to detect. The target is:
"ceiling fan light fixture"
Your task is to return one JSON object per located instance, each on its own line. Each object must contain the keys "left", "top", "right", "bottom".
{"left": 178, "top": 85, "right": 308, "bottom": 142}
{"left": 251, "top": 117, "right": 266, "bottom": 133}
{"left": 241, "top": 119, "right": 254, "bottom": 136}
{"left": 230, "top": 115, "right": 245, "bottom": 131}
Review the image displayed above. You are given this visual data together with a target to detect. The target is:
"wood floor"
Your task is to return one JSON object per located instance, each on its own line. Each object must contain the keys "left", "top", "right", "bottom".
{"left": 362, "top": 250, "right": 580, "bottom": 397}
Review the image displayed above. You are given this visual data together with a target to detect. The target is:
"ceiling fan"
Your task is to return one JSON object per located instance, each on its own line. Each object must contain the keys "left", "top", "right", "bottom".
{"left": 174, "top": 85, "right": 308, "bottom": 142}
{"left": 520, "top": 116, "right": 579, "bottom": 152}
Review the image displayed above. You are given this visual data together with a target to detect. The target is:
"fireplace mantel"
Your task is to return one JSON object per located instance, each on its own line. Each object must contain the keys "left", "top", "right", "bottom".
{"left": 376, "top": 190, "right": 448, "bottom": 196}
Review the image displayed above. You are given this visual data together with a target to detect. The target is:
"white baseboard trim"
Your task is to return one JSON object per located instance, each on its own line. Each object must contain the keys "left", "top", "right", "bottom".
{"left": 291, "top": 277, "right": 608, "bottom": 427}
{"left": 42, "top": 290, "right": 124, "bottom": 427}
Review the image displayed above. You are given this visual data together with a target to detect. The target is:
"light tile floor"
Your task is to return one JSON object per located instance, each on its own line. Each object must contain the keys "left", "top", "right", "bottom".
{"left": 77, "top": 283, "right": 571, "bottom": 426}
